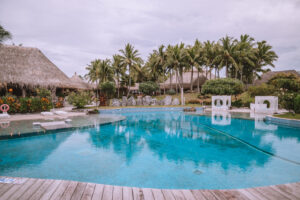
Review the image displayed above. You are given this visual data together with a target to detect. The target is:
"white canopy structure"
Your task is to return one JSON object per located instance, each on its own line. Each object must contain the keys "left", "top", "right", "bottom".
{"left": 250, "top": 96, "right": 278, "bottom": 114}
{"left": 211, "top": 111, "right": 231, "bottom": 126}
{"left": 212, "top": 96, "right": 231, "bottom": 110}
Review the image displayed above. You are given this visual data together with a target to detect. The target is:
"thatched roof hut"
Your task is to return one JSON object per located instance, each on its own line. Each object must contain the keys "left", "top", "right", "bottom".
{"left": 160, "top": 70, "right": 213, "bottom": 90}
{"left": 0, "top": 45, "right": 77, "bottom": 89}
{"left": 70, "top": 72, "right": 95, "bottom": 90}
{"left": 254, "top": 70, "right": 300, "bottom": 85}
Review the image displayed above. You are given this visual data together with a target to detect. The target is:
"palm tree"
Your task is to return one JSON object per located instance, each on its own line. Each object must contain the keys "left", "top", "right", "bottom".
{"left": 112, "top": 55, "right": 124, "bottom": 98}
{"left": 186, "top": 40, "right": 202, "bottom": 91}
{"left": 213, "top": 36, "right": 238, "bottom": 78}
{"left": 119, "top": 43, "right": 143, "bottom": 97}
{"left": 166, "top": 43, "right": 188, "bottom": 105}
{"left": 252, "top": 41, "right": 278, "bottom": 83}
{"left": 85, "top": 59, "right": 102, "bottom": 101}
{"left": 0, "top": 25, "right": 12, "bottom": 44}
{"left": 203, "top": 41, "right": 216, "bottom": 79}
{"left": 98, "top": 59, "right": 114, "bottom": 83}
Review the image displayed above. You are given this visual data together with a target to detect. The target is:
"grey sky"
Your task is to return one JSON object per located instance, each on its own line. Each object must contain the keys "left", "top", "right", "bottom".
{"left": 1, "top": 0, "right": 300, "bottom": 77}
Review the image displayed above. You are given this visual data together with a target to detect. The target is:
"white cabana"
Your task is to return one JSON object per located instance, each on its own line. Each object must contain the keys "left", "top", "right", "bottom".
{"left": 212, "top": 96, "right": 231, "bottom": 110}
{"left": 250, "top": 96, "right": 278, "bottom": 114}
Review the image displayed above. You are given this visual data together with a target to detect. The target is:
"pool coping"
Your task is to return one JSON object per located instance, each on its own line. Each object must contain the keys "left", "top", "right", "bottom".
{"left": 0, "top": 176, "right": 298, "bottom": 199}
{"left": 265, "top": 115, "right": 300, "bottom": 128}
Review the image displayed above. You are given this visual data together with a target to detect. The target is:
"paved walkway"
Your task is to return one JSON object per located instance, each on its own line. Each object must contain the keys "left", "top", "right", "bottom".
{"left": 0, "top": 177, "right": 299, "bottom": 200}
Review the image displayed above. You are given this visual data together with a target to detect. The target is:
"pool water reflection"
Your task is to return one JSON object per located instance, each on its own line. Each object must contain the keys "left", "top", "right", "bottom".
{"left": 0, "top": 110, "right": 299, "bottom": 189}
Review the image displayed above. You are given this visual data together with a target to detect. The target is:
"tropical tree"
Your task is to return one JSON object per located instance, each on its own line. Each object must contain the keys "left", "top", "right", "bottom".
{"left": 119, "top": 43, "right": 143, "bottom": 96}
{"left": 112, "top": 54, "right": 124, "bottom": 98}
{"left": 186, "top": 40, "right": 202, "bottom": 91}
{"left": 252, "top": 40, "right": 278, "bottom": 83}
{"left": 0, "top": 25, "right": 12, "bottom": 44}
{"left": 166, "top": 43, "right": 188, "bottom": 105}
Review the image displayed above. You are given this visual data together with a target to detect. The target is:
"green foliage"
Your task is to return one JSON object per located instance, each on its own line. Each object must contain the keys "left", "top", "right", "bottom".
{"left": 166, "top": 89, "right": 176, "bottom": 95}
{"left": 0, "top": 96, "right": 52, "bottom": 113}
{"left": 100, "top": 81, "right": 116, "bottom": 98}
{"left": 139, "top": 81, "right": 159, "bottom": 95}
{"left": 239, "top": 92, "right": 254, "bottom": 107}
{"left": 201, "top": 78, "right": 244, "bottom": 95}
{"left": 36, "top": 88, "right": 51, "bottom": 98}
{"left": 67, "top": 91, "right": 91, "bottom": 109}
{"left": 268, "top": 73, "right": 300, "bottom": 92}
{"left": 295, "top": 95, "right": 300, "bottom": 114}
{"left": 247, "top": 84, "right": 275, "bottom": 97}
{"left": 232, "top": 99, "right": 243, "bottom": 108}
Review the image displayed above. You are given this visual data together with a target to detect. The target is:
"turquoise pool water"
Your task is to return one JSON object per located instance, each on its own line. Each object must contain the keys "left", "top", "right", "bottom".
{"left": 0, "top": 110, "right": 300, "bottom": 189}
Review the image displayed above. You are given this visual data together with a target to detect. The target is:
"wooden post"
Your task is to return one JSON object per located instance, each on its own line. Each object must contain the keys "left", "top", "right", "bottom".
{"left": 22, "top": 87, "right": 26, "bottom": 97}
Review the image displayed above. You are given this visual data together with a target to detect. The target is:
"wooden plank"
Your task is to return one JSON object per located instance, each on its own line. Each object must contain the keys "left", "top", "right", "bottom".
{"left": 91, "top": 184, "right": 104, "bottom": 200}
{"left": 142, "top": 188, "right": 154, "bottom": 200}
{"left": 270, "top": 185, "right": 299, "bottom": 200}
{"left": 81, "top": 183, "right": 96, "bottom": 200}
{"left": 40, "top": 180, "right": 63, "bottom": 200}
{"left": 60, "top": 181, "right": 78, "bottom": 200}
{"left": 170, "top": 190, "right": 185, "bottom": 200}
{"left": 219, "top": 190, "right": 251, "bottom": 200}
{"left": 7, "top": 178, "right": 37, "bottom": 200}
{"left": 123, "top": 186, "right": 133, "bottom": 200}
{"left": 29, "top": 179, "right": 55, "bottom": 200}
{"left": 244, "top": 188, "right": 267, "bottom": 200}
{"left": 209, "top": 190, "right": 228, "bottom": 200}
{"left": 102, "top": 184, "right": 113, "bottom": 200}
{"left": 277, "top": 184, "right": 300, "bottom": 198}
{"left": 254, "top": 186, "right": 292, "bottom": 200}
{"left": 0, "top": 178, "right": 29, "bottom": 200}
{"left": 190, "top": 190, "right": 207, "bottom": 200}
{"left": 71, "top": 182, "right": 87, "bottom": 200}
{"left": 152, "top": 189, "right": 165, "bottom": 200}
{"left": 21, "top": 179, "right": 46, "bottom": 200}
{"left": 0, "top": 183, "right": 15, "bottom": 197}
{"left": 161, "top": 189, "right": 176, "bottom": 200}
{"left": 198, "top": 190, "right": 218, "bottom": 200}
{"left": 132, "top": 187, "right": 143, "bottom": 200}
{"left": 181, "top": 190, "right": 196, "bottom": 200}
{"left": 49, "top": 180, "right": 70, "bottom": 200}
{"left": 113, "top": 186, "right": 123, "bottom": 200}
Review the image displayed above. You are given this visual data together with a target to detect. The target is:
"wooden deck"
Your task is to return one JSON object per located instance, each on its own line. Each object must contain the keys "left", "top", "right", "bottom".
{"left": 0, "top": 177, "right": 299, "bottom": 200}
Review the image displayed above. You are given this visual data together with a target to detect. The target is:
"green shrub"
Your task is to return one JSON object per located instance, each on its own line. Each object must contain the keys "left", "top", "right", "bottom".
{"left": 279, "top": 92, "right": 297, "bottom": 111}
{"left": 232, "top": 99, "right": 243, "bottom": 108}
{"left": 247, "top": 84, "right": 275, "bottom": 97}
{"left": 139, "top": 82, "right": 159, "bottom": 95}
{"left": 201, "top": 78, "right": 244, "bottom": 95}
{"left": 36, "top": 88, "right": 51, "bottom": 98}
{"left": 100, "top": 81, "right": 116, "bottom": 99}
{"left": 294, "top": 94, "right": 300, "bottom": 113}
{"left": 268, "top": 73, "right": 300, "bottom": 92}
{"left": 166, "top": 89, "right": 176, "bottom": 95}
{"left": 68, "top": 91, "right": 91, "bottom": 108}
{"left": 240, "top": 92, "right": 254, "bottom": 107}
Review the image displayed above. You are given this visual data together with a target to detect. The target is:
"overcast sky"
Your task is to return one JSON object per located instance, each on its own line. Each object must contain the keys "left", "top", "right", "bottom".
{"left": 1, "top": 0, "right": 299, "bottom": 77}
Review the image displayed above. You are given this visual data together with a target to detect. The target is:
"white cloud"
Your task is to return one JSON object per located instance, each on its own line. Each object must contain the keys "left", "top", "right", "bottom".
{"left": 0, "top": 0, "right": 299, "bottom": 76}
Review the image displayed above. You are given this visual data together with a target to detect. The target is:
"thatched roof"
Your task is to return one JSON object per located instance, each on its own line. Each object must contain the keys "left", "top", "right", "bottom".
{"left": 160, "top": 70, "right": 213, "bottom": 89}
{"left": 0, "top": 45, "right": 77, "bottom": 89}
{"left": 70, "top": 72, "right": 95, "bottom": 90}
{"left": 254, "top": 70, "right": 300, "bottom": 85}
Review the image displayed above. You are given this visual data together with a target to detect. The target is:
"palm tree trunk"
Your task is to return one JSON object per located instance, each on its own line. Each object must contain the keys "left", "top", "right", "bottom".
{"left": 127, "top": 65, "right": 131, "bottom": 97}
{"left": 117, "top": 74, "right": 120, "bottom": 98}
{"left": 170, "top": 70, "right": 173, "bottom": 90}
{"left": 190, "top": 66, "right": 194, "bottom": 91}
{"left": 179, "top": 70, "right": 184, "bottom": 105}
{"left": 197, "top": 70, "right": 200, "bottom": 93}
{"left": 175, "top": 72, "right": 178, "bottom": 94}
{"left": 218, "top": 69, "right": 220, "bottom": 78}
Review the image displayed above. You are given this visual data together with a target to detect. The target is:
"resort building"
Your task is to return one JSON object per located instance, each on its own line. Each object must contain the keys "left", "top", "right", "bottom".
{"left": 0, "top": 45, "right": 92, "bottom": 97}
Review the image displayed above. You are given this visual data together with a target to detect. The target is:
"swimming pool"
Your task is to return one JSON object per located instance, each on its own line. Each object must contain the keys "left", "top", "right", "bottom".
{"left": 0, "top": 109, "right": 299, "bottom": 189}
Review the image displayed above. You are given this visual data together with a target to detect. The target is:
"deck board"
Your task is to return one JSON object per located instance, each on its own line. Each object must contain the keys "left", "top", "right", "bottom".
{"left": 91, "top": 184, "right": 104, "bottom": 200}
{"left": 49, "top": 180, "right": 70, "bottom": 200}
{"left": 81, "top": 183, "right": 96, "bottom": 200}
{"left": 0, "top": 176, "right": 298, "bottom": 200}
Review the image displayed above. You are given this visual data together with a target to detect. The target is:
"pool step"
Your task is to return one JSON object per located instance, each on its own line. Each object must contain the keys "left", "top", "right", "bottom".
{"left": 40, "top": 121, "right": 71, "bottom": 130}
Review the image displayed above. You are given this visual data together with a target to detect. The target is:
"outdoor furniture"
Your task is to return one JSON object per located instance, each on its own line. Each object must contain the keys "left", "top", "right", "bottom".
{"left": 212, "top": 96, "right": 231, "bottom": 110}
{"left": 250, "top": 96, "right": 278, "bottom": 114}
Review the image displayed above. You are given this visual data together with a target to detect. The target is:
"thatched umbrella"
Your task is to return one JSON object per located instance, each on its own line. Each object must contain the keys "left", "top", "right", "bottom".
{"left": 0, "top": 45, "right": 80, "bottom": 96}
{"left": 70, "top": 72, "right": 95, "bottom": 90}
